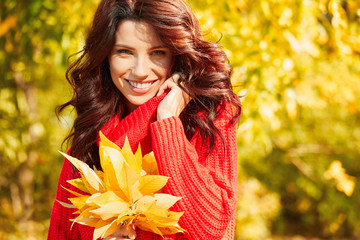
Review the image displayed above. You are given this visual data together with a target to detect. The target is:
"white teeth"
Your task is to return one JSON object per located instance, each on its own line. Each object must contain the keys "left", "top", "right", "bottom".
{"left": 128, "top": 81, "right": 152, "bottom": 89}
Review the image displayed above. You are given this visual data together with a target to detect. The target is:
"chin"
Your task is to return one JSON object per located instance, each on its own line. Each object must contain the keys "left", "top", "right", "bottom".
{"left": 127, "top": 95, "right": 156, "bottom": 109}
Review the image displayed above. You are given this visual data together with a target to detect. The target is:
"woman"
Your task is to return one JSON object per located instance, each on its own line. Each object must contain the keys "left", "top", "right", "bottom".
{"left": 48, "top": 0, "right": 241, "bottom": 239}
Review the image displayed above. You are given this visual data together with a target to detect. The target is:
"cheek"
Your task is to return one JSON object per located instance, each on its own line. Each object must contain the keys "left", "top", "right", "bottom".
{"left": 160, "top": 67, "right": 171, "bottom": 79}
{"left": 109, "top": 59, "right": 129, "bottom": 80}
{"left": 157, "top": 57, "right": 173, "bottom": 78}
{"left": 109, "top": 66, "right": 126, "bottom": 92}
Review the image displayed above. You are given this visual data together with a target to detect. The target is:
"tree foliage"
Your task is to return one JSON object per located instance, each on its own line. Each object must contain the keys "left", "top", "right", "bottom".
{"left": 0, "top": 0, "right": 96, "bottom": 238}
{"left": 1, "top": 0, "right": 359, "bottom": 239}
{"left": 189, "top": 0, "right": 360, "bottom": 238}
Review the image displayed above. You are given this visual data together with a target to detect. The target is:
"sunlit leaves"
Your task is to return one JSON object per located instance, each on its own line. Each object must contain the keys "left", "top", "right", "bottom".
{"left": 187, "top": 0, "right": 360, "bottom": 238}
{"left": 324, "top": 160, "right": 356, "bottom": 197}
{"left": 1, "top": 0, "right": 360, "bottom": 238}
{"left": 0, "top": 15, "right": 17, "bottom": 38}
{"left": 60, "top": 151, "right": 105, "bottom": 194}
{"left": 59, "top": 133, "right": 184, "bottom": 239}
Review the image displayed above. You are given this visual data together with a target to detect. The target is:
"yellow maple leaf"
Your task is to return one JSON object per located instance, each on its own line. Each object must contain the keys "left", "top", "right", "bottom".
{"left": 58, "top": 131, "right": 185, "bottom": 240}
{"left": 59, "top": 151, "right": 105, "bottom": 194}
{"left": 142, "top": 151, "right": 159, "bottom": 175}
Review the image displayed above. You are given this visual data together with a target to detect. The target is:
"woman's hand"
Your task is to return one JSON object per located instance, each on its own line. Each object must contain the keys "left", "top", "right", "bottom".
{"left": 103, "top": 225, "right": 136, "bottom": 240}
{"left": 156, "top": 74, "right": 191, "bottom": 121}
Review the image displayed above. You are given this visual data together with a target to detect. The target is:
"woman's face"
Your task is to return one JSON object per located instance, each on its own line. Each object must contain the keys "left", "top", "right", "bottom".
{"left": 108, "top": 20, "right": 173, "bottom": 112}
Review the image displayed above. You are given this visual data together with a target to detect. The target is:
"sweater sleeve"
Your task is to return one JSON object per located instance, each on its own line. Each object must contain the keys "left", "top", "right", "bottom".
{"left": 48, "top": 158, "right": 82, "bottom": 240}
{"left": 150, "top": 102, "right": 238, "bottom": 239}
{"left": 48, "top": 157, "right": 95, "bottom": 240}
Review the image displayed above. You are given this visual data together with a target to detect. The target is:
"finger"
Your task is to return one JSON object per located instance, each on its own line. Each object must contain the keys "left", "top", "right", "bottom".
{"left": 105, "top": 235, "right": 133, "bottom": 240}
{"left": 156, "top": 78, "right": 178, "bottom": 96}
{"left": 169, "top": 73, "right": 181, "bottom": 83}
{"left": 156, "top": 74, "right": 180, "bottom": 96}
{"left": 178, "top": 82, "right": 191, "bottom": 105}
{"left": 157, "top": 73, "right": 181, "bottom": 96}
{"left": 183, "top": 90, "right": 191, "bottom": 105}
{"left": 175, "top": 76, "right": 192, "bottom": 103}
{"left": 104, "top": 237, "right": 128, "bottom": 240}
{"left": 156, "top": 81, "right": 174, "bottom": 96}
{"left": 106, "top": 225, "right": 136, "bottom": 240}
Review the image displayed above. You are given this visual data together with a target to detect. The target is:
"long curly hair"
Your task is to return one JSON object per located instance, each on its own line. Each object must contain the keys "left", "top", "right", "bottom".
{"left": 57, "top": 0, "right": 241, "bottom": 169}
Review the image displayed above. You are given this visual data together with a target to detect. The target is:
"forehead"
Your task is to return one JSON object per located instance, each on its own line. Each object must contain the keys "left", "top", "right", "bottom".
{"left": 114, "top": 20, "right": 164, "bottom": 46}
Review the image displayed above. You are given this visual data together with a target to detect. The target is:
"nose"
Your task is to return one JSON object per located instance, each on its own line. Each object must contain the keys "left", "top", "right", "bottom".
{"left": 132, "top": 55, "right": 149, "bottom": 79}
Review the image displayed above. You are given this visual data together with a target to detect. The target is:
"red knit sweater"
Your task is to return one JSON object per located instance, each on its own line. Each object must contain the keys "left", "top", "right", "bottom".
{"left": 48, "top": 95, "right": 238, "bottom": 240}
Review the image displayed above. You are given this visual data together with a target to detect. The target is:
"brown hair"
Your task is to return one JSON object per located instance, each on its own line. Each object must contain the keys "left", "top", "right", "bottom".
{"left": 57, "top": 0, "right": 241, "bottom": 169}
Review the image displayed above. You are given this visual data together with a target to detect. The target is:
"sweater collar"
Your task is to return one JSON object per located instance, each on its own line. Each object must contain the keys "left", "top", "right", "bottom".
{"left": 97, "top": 93, "right": 167, "bottom": 154}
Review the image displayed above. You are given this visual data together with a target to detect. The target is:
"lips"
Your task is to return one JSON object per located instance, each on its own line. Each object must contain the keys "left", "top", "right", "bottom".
{"left": 127, "top": 80, "right": 154, "bottom": 89}
{"left": 126, "top": 79, "right": 157, "bottom": 94}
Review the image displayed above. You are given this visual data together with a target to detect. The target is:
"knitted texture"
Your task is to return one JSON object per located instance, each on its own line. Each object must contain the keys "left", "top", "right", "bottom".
{"left": 48, "top": 95, "right": 238, "bottom": 240}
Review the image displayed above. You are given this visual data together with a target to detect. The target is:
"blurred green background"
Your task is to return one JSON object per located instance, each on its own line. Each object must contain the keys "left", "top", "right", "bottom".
{"left": 1, "top": 0, "right": 359, "bottom": 239}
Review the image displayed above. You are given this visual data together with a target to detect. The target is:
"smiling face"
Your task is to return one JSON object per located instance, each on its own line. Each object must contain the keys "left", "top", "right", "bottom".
{"left": 108, "top": 20, "right": 173, "bottom": 112}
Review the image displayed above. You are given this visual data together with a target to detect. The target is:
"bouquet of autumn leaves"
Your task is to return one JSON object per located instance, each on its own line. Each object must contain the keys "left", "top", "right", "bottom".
{"left": 58, "top": 132, "right": 185, "bottom": 240}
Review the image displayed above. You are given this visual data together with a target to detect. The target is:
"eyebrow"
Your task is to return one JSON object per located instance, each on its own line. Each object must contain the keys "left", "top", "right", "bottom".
{"left": 113, "top": 44, "right": 167, "bottom": 50}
